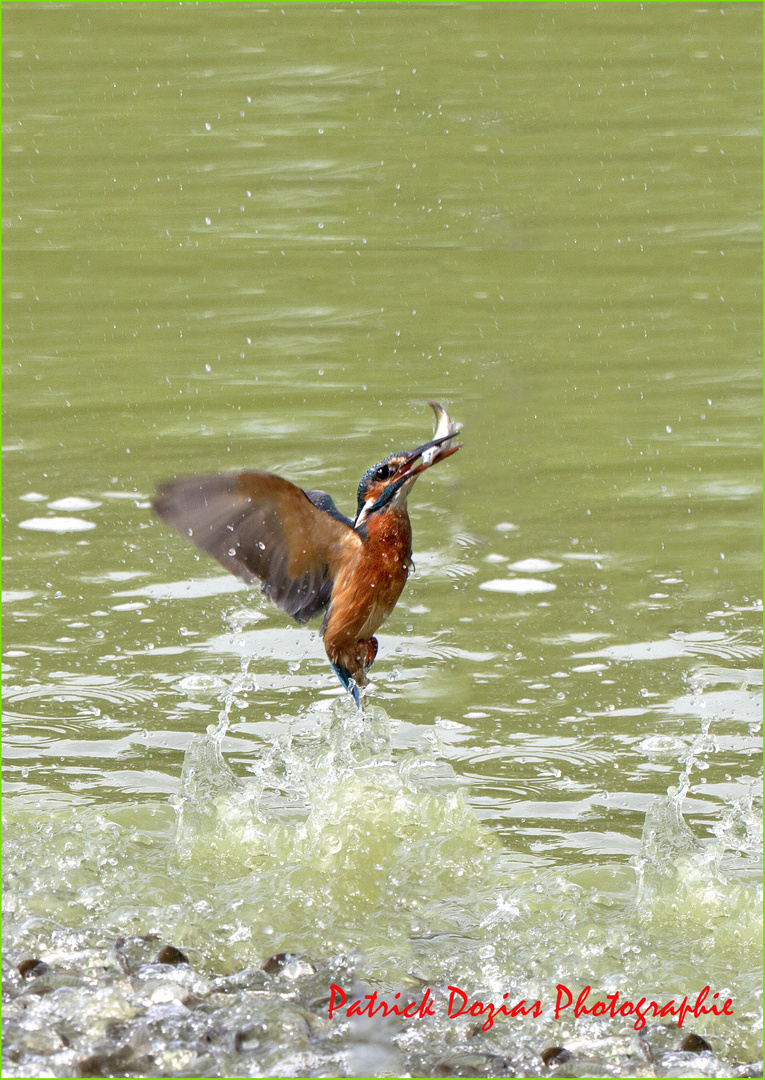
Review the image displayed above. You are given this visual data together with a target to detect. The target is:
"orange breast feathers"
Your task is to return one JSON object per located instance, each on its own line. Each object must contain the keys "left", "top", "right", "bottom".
{"left": 321, "top": 509, "right": 413, "bottom": 651}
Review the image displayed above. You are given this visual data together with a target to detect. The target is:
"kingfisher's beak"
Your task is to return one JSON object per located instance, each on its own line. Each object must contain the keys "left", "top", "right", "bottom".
{"left": 394, "top": 430, "right": 461, "bottom": 484}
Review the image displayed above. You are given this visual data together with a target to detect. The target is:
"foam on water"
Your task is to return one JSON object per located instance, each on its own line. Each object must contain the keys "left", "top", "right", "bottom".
{"left": 3, "top": 673, "right": 761, "bottom": 1075}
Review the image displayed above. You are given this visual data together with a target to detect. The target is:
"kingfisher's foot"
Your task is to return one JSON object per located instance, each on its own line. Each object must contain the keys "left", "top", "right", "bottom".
{"left": 360, "top": 636, "right": 379, "bottom": 667}
{"left": 330, "top": 662, "right": 362, "bottom": 707}
{"left": 327, "top": 638, "right": 378, "bottom": 708}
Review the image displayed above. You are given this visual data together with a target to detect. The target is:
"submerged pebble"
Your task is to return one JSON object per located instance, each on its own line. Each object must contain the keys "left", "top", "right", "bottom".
{"left": 155, "top": 944, "right": 189, "bottom": 966}
{"left": 680, "top": 1032, "right": 713, "bottom": 1054}
{"left": 261, "top": 951, "right": 297, "bottom": 974}
{"left": 17, "top": 958, "right": 48, "bottom": 978}
{"left": 76, "top": 1046, "right": 148, "bottom": 1078}
{"left": 541, "top": 1045, "right": 572, "bottom": 1066}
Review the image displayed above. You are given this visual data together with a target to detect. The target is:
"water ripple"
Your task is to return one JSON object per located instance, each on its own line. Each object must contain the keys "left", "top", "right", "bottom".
{"left": 2, "top": 675, "right": 155, "bottom": 724}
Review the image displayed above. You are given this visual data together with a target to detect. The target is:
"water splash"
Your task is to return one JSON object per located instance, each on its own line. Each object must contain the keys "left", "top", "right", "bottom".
{"left": 174, "top": 655, "right": 259, "bottom": 853}
{"left": 634, "top": 714, "right": 762, "bottom": 954}
{"left": 3, "top": 685, "right": 762, "bottom": 1075}
{"left": 170, "top": 677, "right": 497, "bottom": 969}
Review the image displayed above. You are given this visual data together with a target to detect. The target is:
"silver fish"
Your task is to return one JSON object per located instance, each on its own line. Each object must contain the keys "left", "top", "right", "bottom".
{"left": 422, "top": 400, "right": 460, "bottom": 467}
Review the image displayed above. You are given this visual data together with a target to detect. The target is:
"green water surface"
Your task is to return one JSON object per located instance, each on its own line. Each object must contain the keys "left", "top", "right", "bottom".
{"left": 2, "top": 3, "right": 762, "bottom": 1076}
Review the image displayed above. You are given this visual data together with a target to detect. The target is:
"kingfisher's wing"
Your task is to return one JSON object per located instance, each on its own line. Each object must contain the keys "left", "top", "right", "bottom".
{"left": 153, "top": 472, "right": 361, "bottom": 622}
{"left": 304, "top": 490, "right": 354, "bottom": 528}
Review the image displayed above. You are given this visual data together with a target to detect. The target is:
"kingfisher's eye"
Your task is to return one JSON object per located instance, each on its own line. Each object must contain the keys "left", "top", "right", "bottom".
{"left": 375, "top": 464, "right": 391, "bottom": 481}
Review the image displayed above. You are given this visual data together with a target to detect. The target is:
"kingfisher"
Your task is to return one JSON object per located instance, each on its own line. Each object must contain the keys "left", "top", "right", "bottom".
{"left": 153, "top": 402, "right": 460, "bottom": 704}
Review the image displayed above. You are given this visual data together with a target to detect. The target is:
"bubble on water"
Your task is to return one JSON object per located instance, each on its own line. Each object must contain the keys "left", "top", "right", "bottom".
{"left": 479, "top": 578, "right": 556, "bottom": 594}
{"left": 19, "top": 516, "right": 95, "bottom": 533}
{"left": 178, "top": 673, "right": 227, "bottom": 695}
{"left": 507, "top": 558, "right": 562, "bottom": 573}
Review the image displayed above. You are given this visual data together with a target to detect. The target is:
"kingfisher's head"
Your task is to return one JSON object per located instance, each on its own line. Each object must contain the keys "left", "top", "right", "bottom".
{"left": 354, "top": 430, "right": 460, "bottom": 528}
